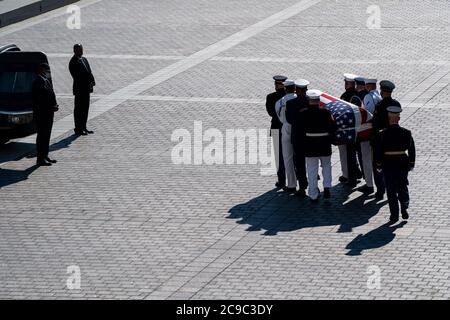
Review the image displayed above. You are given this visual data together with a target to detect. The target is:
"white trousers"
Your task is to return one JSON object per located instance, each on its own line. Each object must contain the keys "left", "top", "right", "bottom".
{"left": 282, "top": 134, "right": 296, "bottom": 188}
{"left": 360, "top": 140, "right": 374, "bottom": 188}
{"left": 306, "top": 156, "right": 332, "bottom": 200}
{"left": 338, "top": 144, "right": 348, "bottom": 178}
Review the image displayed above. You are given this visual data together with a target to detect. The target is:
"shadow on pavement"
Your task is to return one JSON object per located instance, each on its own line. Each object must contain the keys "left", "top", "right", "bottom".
{"left": 345, "top": 221, "right": 407, "bottom": 256}
{"left": 0, "top": 134, "right": 79, "bottom": 189}
{"left": 228, "top": 184, "right": 387, "bottom": 234}
{"left": 228, "top": 183, "right": 394, "bottom": 252}
{"left": 0, "top": 164, "right": 39, "bottom": 189}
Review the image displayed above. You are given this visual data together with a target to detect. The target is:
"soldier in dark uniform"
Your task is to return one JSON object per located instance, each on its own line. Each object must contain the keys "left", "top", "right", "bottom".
{"left": 286, "top": 79, "right": 309, "bottom": 197}
{"left": 266, "top": 75, "right": 287, "bottom": 188}
{"left": 297, "top": 90, "right": 337, "bottom": 202}
{"left": 340, "top": 75, "right": 362, "bottom": 187}
{"left": 31, "top": 63, "right": 59, "bottom": 166}
{"left": 69, "top": 44, "right": 96, "bottom": 136}
{"left": 374, "top": 106, "right": 415, "bottom": 223}
{"left": 371, "top": 80, "right": 401, "bottom": 200}
{"left": 352, "top": 76, "right": 369, "bottom": 106}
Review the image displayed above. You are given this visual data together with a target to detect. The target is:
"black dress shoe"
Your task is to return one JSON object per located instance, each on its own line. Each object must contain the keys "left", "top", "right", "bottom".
{"left": 275, "top": 182, "right": 286, "bottom": 189}
{"left": 357, "top": 185, "right": 374, "bottom": 194}
{"left": 74, "top": 129, "right": 87, "bottom": 136}
{"left": 295, "top": 189, "right": 306, "bottom": 198}
{"left": 323, "top": 188, "right": 331, "bottom": 199}
{"left": 282, "top": 187, "right": 296, "bottom": 193}
{"left": 388, "top": 217, "right": 399, "bottom": 224}
{"left": 84, "top": 129, "right": 94, "bottom": 134}
{"left": 45, "top": 157, "right": 57, "bottom": 164}
{"left": 339, "top": 176, "right": 348, "bottom": 183}
{"left": 37, "top": 159, "right": 52, "bottom": 166}
{"left": 401, "top": 209, "right": 409, "bottom": 220}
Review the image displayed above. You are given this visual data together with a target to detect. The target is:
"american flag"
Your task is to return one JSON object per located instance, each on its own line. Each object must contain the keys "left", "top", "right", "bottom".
{"left": 308, "top": 90, "right": 370, "bottom": 144}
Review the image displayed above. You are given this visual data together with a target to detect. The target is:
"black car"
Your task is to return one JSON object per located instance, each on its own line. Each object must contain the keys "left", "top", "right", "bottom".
{"left": 0, "top": 44, "right": 51, "bottom": 144}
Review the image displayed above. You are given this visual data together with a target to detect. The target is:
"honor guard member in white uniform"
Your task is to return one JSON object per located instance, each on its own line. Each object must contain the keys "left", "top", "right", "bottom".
{"left": 338, "top": 73, "right": 358, "bottom": 183}
{"left": 356, "top": 78, "right": 381, "bottom": 194}
{"left": 286, "top": 79, "right": 310, "bottom": 197}
{"left": 275, "top": 80, "right": 297, "bottom": 193}
{"left": 298, "top": 90, "right": 337, "bottom": 202}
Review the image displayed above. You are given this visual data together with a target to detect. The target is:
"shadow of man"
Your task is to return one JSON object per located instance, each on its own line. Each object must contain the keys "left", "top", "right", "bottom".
{"left": 227, "top": 184, "right": 387, "bottom": 236}
{"left": 0, "top": 164, "right": 39, "bottom": 189}
{"left": 26, "top": 133, "right": 80, "bottom": 158}
{"left": 345, "top": 221, "right": 408, "bottom": 256}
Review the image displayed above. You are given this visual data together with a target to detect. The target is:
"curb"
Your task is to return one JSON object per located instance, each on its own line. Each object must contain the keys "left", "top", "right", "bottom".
{"left": 0, "top": 0, "right": 80, "bottom": 28}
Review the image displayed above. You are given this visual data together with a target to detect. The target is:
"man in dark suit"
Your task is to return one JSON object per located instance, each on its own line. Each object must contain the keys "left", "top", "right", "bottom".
{"left": 32, "top": 63, "right": 59, "bottom": 166}
{"left": 266, "top": 75, "right": 287, "bottom": 188}
{"left": 69, "top": 43, "right": 96, "bottom": 135}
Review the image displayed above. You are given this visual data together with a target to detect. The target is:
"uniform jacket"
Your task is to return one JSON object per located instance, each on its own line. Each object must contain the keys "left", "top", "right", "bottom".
{"left": 275, "top": 93, "right": 297, "bottom": 138}
{"left": 372, "top": 97, "right": 401, "bottom": 133}
{"left": 32, "top": 75, "right": 57, "bottom": 115}
{"left": 297, "top": 106, "right": 337, "bottom": 157}
{"left": 363, "top": 89, "right": 382, "bottom": 114}
{"left": 69, "top": 55, "right": 96, "bottom": 95}
{"left": 266, "top": 90, "right": 285, "bottom": 130}
{"left": 375, "top": 124, "right": 416, "bottom": 170}
{"left": 285, "top": 94, "right": 308, "bottom": 146}
{"left": 340, "top": 88, "right": 357, "bottom": 102}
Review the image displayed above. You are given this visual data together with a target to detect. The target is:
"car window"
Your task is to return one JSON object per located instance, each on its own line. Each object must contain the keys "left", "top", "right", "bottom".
{"left": 0, "top": 71, "right": 36, "bottom": 93}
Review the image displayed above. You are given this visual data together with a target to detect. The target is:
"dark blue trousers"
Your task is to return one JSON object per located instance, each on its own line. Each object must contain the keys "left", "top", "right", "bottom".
{"left": 383, "top": 168, "right": 410, "bottom": 219}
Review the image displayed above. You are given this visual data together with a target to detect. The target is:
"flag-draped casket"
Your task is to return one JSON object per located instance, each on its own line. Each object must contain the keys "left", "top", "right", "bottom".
{"left": 307, "top": 90, "right": 373, "bottom": 144}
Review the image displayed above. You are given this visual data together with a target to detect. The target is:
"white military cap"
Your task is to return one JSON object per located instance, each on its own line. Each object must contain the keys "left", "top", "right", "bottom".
{"left": 386, "top": 106, "right": 402, "bottom": 114}
{"left": 295, "top": 79, "right": 310, "bottom": 88}
{"left": 365, "top": 78, "right": 377, "bottom": 84}
{"left": 306, "top": 90, "right": 321, "bottom": 100}
{"left": 283, "top": 79, "right": 295, "bottom": 87}
{"left": 343, "top": 73, "right": 358, "bottom": 82}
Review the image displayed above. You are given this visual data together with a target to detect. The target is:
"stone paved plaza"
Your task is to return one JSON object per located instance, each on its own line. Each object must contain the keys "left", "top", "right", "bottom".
{"left": 1, "top": 0, "right": 450, "bottom": 299}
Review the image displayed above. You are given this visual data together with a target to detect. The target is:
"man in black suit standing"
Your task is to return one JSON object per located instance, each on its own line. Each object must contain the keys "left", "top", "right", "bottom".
{"left": 32, "top": 63, "right": 59, "bottom": 166}
{"left": 69, "top": 44, "right": 96, "bottom": 135}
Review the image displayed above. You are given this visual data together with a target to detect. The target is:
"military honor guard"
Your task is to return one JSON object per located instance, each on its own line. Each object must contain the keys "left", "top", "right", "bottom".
{"left": 275, "top": 80, "right": 298, "bottom": 193}
{"left": 298, "top": 90, "right": 337, "bottom": 202}
{"left": 374, "top": 106, "right": 415, "bottom": 223}
{"left": 266, "top": 75, "right": 288, "bottom": 188}
{"left": 353, "top": 76, "right": 369, "bottom": 105}
{"left": 286, "top": 79, "right": 310, "bottom": 197}
{"left": 371, "top": 80, "right": 401, "bottom": 200}
{"left": 31, "top": 63, "right": 59, "bottom": 166}
{"left": 340, "top": 73, "right": 362, "bottom": 187}
{"left": 363, "top": 78, "right": 382, "bottom": 114}
{"left": 355, "top": 78, "right": 380, "bottom": 194}
{"left": 338, "top": 73, "right": 358, "bottom": 183}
